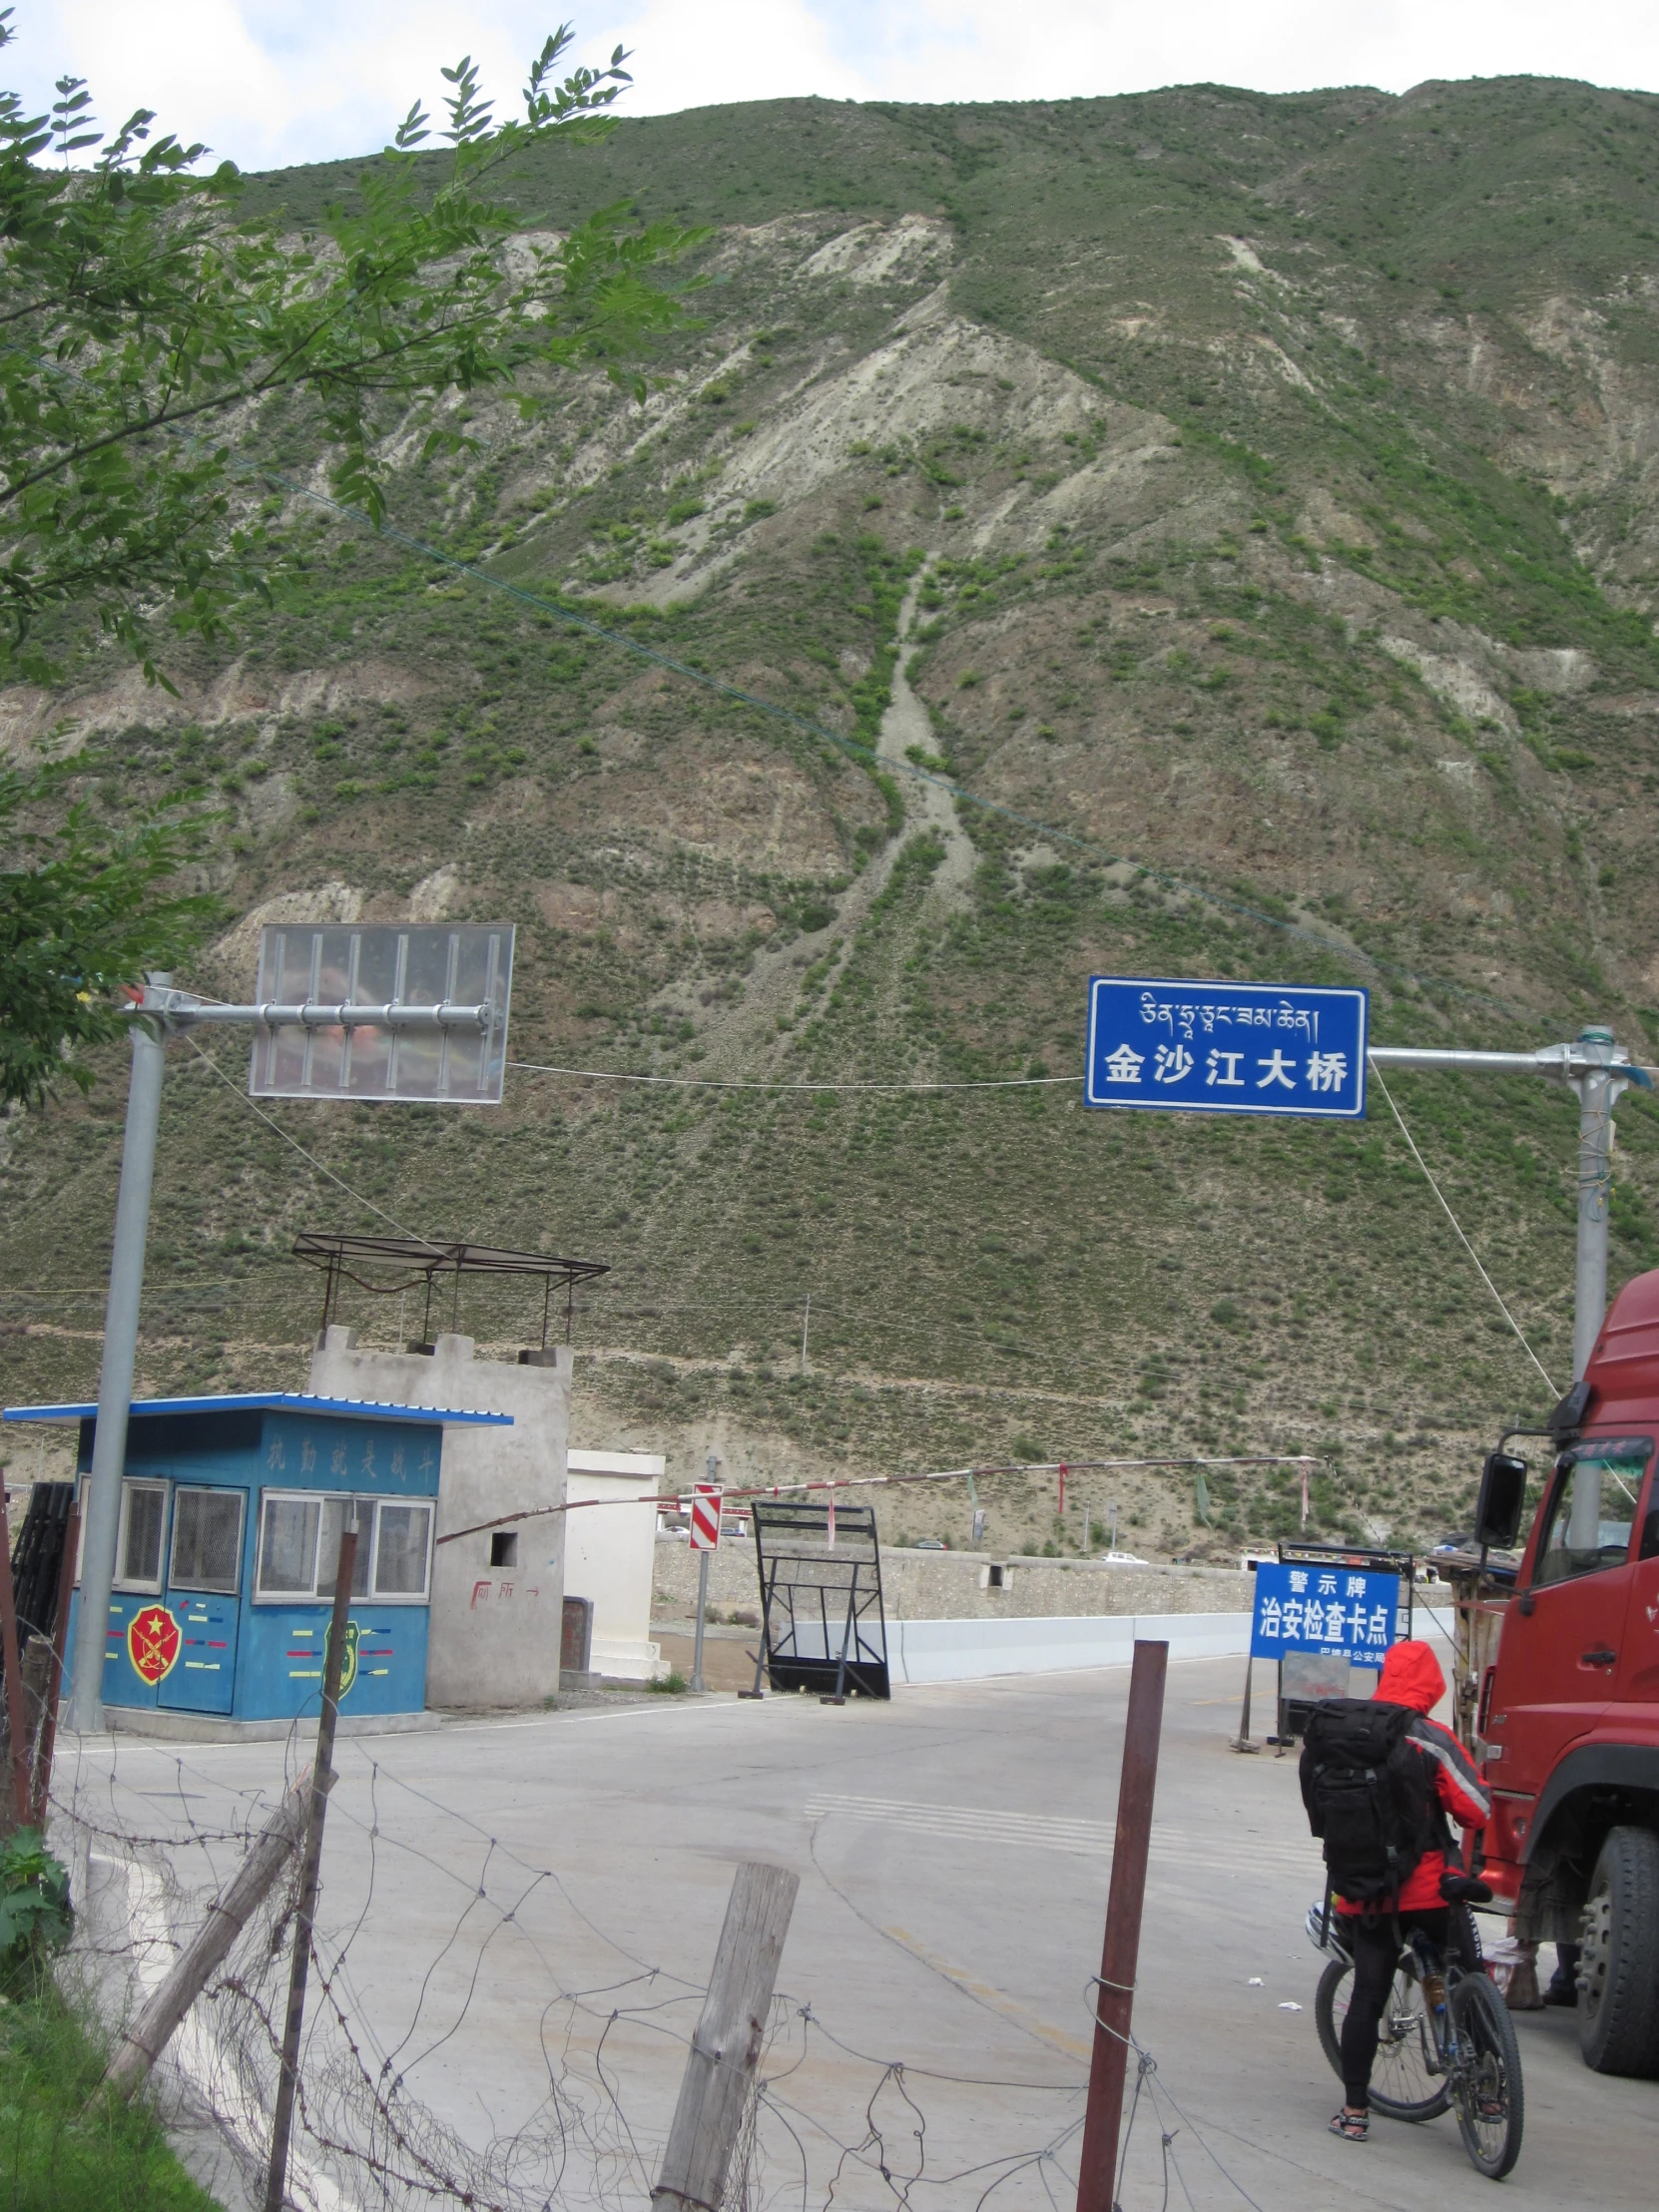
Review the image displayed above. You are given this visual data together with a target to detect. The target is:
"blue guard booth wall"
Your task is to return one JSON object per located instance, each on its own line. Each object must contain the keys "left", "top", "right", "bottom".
{"left": 4, "top": 1393, "right": 511, "bottom": 1724}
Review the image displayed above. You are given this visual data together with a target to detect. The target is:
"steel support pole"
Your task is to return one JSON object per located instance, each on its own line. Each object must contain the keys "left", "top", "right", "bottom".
{"left": 1076, "top": 1639, "right": 1168, "bottom": 2212}
{"left": 68, "top": 978, "right": 169, "bottom": 1736}
{"left": 692, "top": 1549, "right": 710, "bottom": 1693}
{"left": 1571, "top": 1029, "right": 1617, "bottom": 1382}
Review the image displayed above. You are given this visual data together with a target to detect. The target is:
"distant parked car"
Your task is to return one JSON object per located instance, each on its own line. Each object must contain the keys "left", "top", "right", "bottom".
{"left": 913, "top": 1537, "right": 947, "bottom": 1549}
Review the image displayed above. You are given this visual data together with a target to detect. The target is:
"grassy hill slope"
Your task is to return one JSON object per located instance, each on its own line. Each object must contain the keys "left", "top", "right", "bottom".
{"left": 6, "top": 77, "right": 1659, "bottom": 1560}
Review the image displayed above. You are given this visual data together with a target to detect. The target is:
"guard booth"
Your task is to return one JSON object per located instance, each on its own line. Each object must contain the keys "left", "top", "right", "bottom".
{"left": 2, "top": 1391, "right": 509, "bottom": 1723}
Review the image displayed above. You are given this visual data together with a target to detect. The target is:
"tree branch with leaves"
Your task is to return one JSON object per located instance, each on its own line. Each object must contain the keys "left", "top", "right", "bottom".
{"left": 0, "top": 14, "right": 706, "bottom": 1104}
{"left": 0, "top": 13, "right": 705, "bottom": 685}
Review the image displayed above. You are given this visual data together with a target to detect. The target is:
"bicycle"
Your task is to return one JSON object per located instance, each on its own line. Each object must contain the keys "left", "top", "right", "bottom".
{"left": 1306, "top": 1902, "right": 1525, "bottom": 2180}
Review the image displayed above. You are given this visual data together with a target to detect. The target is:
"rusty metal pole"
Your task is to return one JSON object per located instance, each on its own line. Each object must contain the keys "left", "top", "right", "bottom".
{"left": 264, "top": 1523, "right": 356, "bottom": 2212}
{"left": 0, "top": 1483, "right": 33, "bottom": 1829}
{"left": 1076, "top": 1638, "right": 1168, "bottom": 2212}
{"left": 30, "top": 1505, "right": 80, "bottom": 1829}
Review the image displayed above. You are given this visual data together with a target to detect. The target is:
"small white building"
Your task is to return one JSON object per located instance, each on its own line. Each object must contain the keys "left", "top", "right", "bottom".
{"left": 565, "top": 1449, "right": 665, "bottom": 1681}
{"left": 308, "top": 1328, "right": 570, "bottom": 1709}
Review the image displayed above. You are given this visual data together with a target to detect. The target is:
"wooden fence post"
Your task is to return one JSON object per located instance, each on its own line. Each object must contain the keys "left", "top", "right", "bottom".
{"left": 651, "top": 1862, "right": 799, "bottom": 2212}
{"left": 102, "top": 1775, "right": 312, "bottom": 2098}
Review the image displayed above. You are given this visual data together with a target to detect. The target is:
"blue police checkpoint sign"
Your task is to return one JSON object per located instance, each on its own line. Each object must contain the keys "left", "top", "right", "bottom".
{"left": 1084, "top": 976, "right": 1368, "bottom": 1120}
{"left": 1250, "top": 1561, "right": 1401, "bottom": 1669}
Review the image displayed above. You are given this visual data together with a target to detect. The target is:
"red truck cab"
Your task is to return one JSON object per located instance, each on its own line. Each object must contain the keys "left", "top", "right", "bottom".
{"left": 1475, "top": 1267, "right": 1659, "bottom": 2076}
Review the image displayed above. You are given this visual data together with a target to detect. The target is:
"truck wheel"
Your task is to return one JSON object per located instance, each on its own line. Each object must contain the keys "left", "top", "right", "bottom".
{"left": 1577, "top": 1825, "right": 1659, "bottom": 2077}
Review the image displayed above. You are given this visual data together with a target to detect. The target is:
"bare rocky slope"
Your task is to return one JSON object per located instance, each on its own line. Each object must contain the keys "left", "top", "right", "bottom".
{"left": 6, "top": 78, "right": 1659, "bottom": 1562}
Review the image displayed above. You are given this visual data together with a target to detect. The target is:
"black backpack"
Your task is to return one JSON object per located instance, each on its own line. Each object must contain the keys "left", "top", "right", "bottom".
{"left": 1299, "top": 1699, "right": 1444, "bottom": 1908}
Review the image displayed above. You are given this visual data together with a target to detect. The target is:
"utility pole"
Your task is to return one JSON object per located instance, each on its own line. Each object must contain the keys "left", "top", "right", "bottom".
{"left": 1368, "top": 1028, "right": 1648, "bottom": 1383}
{"left": 69, "top": 977, "right": 169, "bottom": 1735}
{"left": 801, "top": 1294, "right": 810, "bottom": 1376}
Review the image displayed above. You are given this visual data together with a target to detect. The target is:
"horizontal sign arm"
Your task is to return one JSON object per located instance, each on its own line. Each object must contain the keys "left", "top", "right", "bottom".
{"left": 1369, "top": 1043, "right": 1653, "bottom": 1090}
{"left": 122, "top": 994, "right": 492, "bottom": 1033}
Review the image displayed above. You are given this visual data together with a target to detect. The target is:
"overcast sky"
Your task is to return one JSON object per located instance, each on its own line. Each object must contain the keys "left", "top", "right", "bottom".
{"left": 9, "top": 3, "right": 1659, "bottom": 174}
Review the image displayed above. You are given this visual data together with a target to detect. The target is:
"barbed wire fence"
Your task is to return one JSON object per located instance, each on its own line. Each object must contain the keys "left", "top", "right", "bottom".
{"left": 42, "top": 1726, "right": 1118, "bottom": 2212}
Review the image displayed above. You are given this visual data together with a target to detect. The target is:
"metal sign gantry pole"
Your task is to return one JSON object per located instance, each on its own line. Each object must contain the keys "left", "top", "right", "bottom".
{"left": 1369, "top": 1025, "right": 1650, "bottom": 1384}
{"left": 68, "top": 975, "right": 504, "bottom": 1735}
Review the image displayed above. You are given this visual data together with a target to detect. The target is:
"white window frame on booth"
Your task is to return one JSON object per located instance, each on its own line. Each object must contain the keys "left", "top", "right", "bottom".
{"left": 253, "top": 1490, "right": 434, "bottom": 1604}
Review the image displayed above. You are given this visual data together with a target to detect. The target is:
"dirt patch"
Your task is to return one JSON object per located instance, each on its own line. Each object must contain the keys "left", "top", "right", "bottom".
{"left": 548, "top": 741, "right": 859, "bottom": 875}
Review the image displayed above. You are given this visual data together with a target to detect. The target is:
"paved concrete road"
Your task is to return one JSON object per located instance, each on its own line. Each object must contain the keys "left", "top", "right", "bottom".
{"left": 63, "top": 1656, "right": 1652, "bottom": 2210}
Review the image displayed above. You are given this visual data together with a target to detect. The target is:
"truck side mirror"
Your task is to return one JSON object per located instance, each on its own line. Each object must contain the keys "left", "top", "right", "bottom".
{"left": 1474, "top": 1451, "right": 1528, "bottom": 1550}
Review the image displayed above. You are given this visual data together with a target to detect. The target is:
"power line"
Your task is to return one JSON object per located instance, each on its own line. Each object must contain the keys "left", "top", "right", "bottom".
{"left": 1368, "top": 1057, "right": 1557, "bottom": 1397}
{"left": 507, "top": 1058, "right": 1079, "bottom": 1093}
{"left": 184, "top": 1037, "right": 424, "bottom": 1242}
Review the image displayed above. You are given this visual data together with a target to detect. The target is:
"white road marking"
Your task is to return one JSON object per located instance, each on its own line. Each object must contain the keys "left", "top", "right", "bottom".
{"left": 804, "top": 1792, "right": 1322, "bottom": 1878}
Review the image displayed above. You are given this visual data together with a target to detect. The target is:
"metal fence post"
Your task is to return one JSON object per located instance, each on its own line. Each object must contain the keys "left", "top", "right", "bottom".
{"left": 1076, "top": 1639, "right": 1168, "bottom": 2212}
{"left": 69, "top": 978, "right": 170, "bottom": 1736}
{"left": 264, "top": 1522, "right": 356, "bottom": 2212}
{"left": 30, "top": 1505, "right": 80, "bottom": 1828}
{"left": 0, "top": 1481, "right": 32, "bottom": 1830}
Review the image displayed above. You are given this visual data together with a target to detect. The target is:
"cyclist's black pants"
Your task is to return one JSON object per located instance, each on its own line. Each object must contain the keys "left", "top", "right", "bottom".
{"left": 1341, "top": 1908, "right": 1452, "bottom": 2109}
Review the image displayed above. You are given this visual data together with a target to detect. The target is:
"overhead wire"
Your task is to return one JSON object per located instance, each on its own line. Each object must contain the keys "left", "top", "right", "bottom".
{"left": 184, "top": 1034, "right": 424, "bottom": 1241}
{"left": 507, "top": 1057, "right": 1079, "bottom": 1092}
{"left": 1367, "top": 1056, "right": 1558, "bottom": 1397}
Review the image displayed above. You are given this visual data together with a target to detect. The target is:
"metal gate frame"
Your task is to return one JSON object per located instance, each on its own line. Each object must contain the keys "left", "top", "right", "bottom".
{"left": 751, "top": 1500, "right": 889, "bottom": 1703}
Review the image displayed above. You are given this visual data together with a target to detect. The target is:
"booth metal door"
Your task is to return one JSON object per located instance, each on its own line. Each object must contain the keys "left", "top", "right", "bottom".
{"left": 160, "top": 1486, "right": 245, "bottom": 1715}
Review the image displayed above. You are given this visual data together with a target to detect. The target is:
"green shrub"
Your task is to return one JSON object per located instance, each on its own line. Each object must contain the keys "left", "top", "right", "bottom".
{"left": 0, "top": 1832, "right": 72, "bottom": 1999}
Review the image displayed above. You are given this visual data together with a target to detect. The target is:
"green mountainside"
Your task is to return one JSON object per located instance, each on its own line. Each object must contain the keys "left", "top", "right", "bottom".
{"left": 7, "top": 76, "right": 1659, "bottom": 1560}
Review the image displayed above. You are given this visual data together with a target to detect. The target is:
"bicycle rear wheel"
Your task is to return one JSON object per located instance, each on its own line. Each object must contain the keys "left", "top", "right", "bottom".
{"left": 1315, "top": 1954, "right": 1449, "bottom": 2120}
{"left": 1449, "top": 1973, "right": 1524, "bottom": 2180}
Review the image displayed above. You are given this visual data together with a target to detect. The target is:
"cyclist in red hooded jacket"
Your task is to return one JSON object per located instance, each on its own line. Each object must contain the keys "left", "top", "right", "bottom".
{"left": 1328, "top": 1639, "right": 1490, "bottom": 2143}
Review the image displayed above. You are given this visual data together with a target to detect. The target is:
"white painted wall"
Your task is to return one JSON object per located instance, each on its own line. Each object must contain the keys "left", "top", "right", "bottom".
{"left": 884, "top": 1605, "right": 1458, "bottom": 1689}
{"left": 887, "top": 1611, "right": 1252, "bottom": 1684}
{"left": 565, "top": 1449, "right": 664, "bottom": 1681}
{"left": 307, "top": 1330, "right": 569, "bottom": 1710}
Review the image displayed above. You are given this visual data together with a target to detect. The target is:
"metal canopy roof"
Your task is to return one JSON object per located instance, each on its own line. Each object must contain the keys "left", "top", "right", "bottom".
{"left": 292, "top": 1234, "right": 608, "bottom": 1287}
{"left": 291, "top": 1233, "right": 610, "bottom": 1347}
{"left": 1, "top": 1391, "right": 513, "bottom": 1426}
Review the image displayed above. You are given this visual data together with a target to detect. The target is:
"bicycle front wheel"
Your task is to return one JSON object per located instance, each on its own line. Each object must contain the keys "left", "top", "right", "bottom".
{"left": 1449, "top": 1973, "right": 1524, "bottom": 2180}
{"left": 1315, "top": 1954, "right": 1448, "bottom": 2120}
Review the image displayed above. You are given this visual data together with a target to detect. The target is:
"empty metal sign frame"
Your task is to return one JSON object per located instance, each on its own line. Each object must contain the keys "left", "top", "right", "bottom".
{"left": 752, "top": 1500, "right": 889, "bottom": 1703}
{"left": 250, "top": 924, "right": 514, "bottom": 1103}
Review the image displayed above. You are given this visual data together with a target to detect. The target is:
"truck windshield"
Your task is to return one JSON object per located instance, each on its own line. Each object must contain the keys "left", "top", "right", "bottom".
{"left": 1533, "top": 1438, "right": 1648, "bottom": 1587}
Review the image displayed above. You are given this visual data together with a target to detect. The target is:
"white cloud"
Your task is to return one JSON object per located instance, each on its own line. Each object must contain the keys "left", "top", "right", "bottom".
{"left": 830, "top": 2, "right": 1659, "bottom": 107}
{"left": 8, "top": 2, "right": 1659, "bottom": 175}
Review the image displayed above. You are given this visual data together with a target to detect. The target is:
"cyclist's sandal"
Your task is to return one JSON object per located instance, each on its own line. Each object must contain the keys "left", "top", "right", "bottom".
{"left": 1329, "top": 2109, "right": 1370, "bottom": 2143}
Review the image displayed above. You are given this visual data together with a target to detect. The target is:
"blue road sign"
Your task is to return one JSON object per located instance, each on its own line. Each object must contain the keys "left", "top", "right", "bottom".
{"left": 1250, "top": 1561, "right": 1401, "bottom": 1669}
{"left": 1084, "top": 976, "right": 1368, "bottom": 1119}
